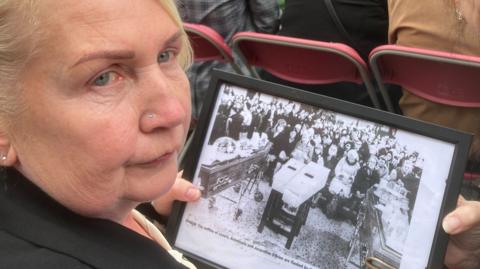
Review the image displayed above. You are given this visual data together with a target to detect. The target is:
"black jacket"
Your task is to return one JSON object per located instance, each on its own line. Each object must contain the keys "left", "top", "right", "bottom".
{"left": 0, "top": 169, "right": 187, "bottom": 269}
{"left": 280, "top": 0, "right": 388, "bottom": 61}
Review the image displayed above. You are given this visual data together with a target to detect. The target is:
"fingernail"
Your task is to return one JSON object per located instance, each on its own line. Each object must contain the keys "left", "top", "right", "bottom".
{"left": 186, "top": 187, "right": 201, "bottom": 200}
{"left": 443, "top": 215, "right": 461, "bottom": 234}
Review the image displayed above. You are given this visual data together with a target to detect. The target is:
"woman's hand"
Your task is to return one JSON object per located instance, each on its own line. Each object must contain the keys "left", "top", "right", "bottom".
{"left": 151, "top": 171, "right": 201, "bottom": 216}
{"left": 442, "top": 196, "right": 480, "bottom": 269}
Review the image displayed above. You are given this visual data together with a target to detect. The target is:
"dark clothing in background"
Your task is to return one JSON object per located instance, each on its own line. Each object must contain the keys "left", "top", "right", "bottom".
{"left": 279, "top": 0, "right": 388, "bottom": 61}
{"left": 352, "top": 166, "right": 380, "bottom": 195}
{"left": 261, "top": 0, "right": 394, "bottom": 108}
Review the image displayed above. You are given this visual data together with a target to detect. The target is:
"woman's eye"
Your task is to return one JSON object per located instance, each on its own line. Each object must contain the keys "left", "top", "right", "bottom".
{"left": 158, "top": 50, "right": 174, "bottom": 63}
{"left": 91, "top": 71, "right": 121, "bottom": 87}
{"left": 93, "top": 71, "right": 113, "bottom": 86}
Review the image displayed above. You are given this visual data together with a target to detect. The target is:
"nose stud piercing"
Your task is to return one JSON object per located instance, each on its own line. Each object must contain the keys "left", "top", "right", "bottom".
{"left": 146, "top": 113, "right": 156, "bottom": 119}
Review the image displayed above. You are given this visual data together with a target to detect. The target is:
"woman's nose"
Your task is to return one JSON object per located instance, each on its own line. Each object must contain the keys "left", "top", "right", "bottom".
{"left": 140, "top": 100, "right": 186, "bottom": 133}
{"left": 138, "top": 70, "right": 189, "bottom": 133}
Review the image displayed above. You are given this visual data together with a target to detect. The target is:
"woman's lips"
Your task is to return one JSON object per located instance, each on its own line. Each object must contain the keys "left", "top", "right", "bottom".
{"left": 135, "top": 151, "right": 175, "bottom": 168}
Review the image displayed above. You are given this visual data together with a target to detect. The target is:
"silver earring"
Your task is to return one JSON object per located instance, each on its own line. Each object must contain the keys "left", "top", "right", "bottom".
{"left": 0, "top": 154, "right": 6, "bottom": 161}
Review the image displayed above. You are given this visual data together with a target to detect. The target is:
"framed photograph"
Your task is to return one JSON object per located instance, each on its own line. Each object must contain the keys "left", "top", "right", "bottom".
{"left": 167, "top": 70, "right": 472, "bottom": 269}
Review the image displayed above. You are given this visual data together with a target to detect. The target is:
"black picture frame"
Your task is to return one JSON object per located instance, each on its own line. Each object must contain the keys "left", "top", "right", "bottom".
{"left": 167, "top": 70, "right": 472, "bottom": 269}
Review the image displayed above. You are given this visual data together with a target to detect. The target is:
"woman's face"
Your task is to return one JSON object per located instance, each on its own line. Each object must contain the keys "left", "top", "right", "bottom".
{"left": 276, "top": 124, "right": 285, "bottom": 133}
{"left": 389, "top": 169, "right": 398, "bottom": 181}
{"left": 346, "top": 150, "right": 358, "bottom": 163}
{"left": 367, "top": 158, "right": 377, "bottom": 170}
{"left": 328, "top": 145, "right": 337, "bottom": 156}
{"left": 376, "top": 159, "right": 388, "bottom": 177}
{"left": 289, "top": 130, "right": 297, "bottom": 140}
{"left": 8, "top": 0, "right": 190, "bottom": 219}
{"left": 344, "top": 142, "right": 352, "bottom": 151}
{"left": 324, "top": 135, "right": 332, "bottom": 145}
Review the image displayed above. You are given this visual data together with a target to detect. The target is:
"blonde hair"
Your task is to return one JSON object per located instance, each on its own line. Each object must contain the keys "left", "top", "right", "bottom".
{"left": 0, "top": 0, "right": 192, "bottom": 127}
{"left": 0, "top": 0, "right": 39, "bottom": 127}
{"left": 157, "top": 0, "right": 193, "bottom": 69}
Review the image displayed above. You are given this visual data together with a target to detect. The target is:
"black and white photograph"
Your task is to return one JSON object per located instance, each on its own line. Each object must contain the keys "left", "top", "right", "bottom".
{"left": 170, "top": 73, "right": 469, "bottom": 269}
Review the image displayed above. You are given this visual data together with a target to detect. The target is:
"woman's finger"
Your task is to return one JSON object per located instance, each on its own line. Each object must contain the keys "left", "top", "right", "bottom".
{"left": 443, "top": 200, "right": 480, "bottom": 235}
{"left": 152, "top": 171, "right": 201, "bottom": 216}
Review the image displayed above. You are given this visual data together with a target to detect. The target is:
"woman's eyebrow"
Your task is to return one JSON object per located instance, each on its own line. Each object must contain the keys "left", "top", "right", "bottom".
{"left": 70, "top": 31, "right": 183, "bottom": 69}
{"left": 164, "top": 30, "right": 183, "bottom": 47}
{"left": 71, "top": 50, "right": 136, "bottom": 68}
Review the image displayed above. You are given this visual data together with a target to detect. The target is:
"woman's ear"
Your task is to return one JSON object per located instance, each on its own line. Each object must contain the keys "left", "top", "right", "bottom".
{"left": 0, "top": 131, "right": 17, "bottom": 167}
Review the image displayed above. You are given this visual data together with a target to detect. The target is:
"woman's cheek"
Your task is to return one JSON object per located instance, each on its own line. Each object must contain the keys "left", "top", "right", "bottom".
{"left": 89, "top": 120, "right": 138, "bottom": 168}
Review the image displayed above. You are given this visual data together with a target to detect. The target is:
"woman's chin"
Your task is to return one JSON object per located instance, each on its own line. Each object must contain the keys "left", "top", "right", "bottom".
{"left": 124, "top": 166, "right": 178, "bottom": 203}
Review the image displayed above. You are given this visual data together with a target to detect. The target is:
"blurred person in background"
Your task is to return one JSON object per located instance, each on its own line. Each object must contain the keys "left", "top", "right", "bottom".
{"left": 178, "top": 0, "right": 280, "bottom": 119}
{"left": 260, "top": 0, "right": 401, "bottom": 109}
{"left": 389, "top": 1, "right": 480, "bottom": 267}
{"left": 389, "top": 0, "right": 480, "bottom": 174}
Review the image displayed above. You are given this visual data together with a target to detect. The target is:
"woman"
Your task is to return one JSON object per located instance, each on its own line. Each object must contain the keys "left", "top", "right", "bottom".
{"left": 329, "top": 149, "right": 361, "bottom": 198}
{"left": 0, "top": 1, "right": 478, "bottom": 269}
{"left": 0, "top": 0, "right": 200, "bottom": 268}
{"left": 323, "top": 143, "right": 340, "bottom": 171}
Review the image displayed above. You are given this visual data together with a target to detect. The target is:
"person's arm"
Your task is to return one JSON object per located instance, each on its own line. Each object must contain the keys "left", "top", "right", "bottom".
{"left": 248, "top": 0, "right": 280, "bottom": 33}
{"left": 443, "top": 196, "right": 480, "bottom": 269}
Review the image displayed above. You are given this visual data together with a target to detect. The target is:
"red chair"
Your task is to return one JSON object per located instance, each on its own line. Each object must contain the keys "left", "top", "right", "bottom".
{"left": 180, "top": 24, "right": 245, "bottom": 167}
{"left": 370, "top": 44, "right": 480, "bottom": 181}
{"left": 183, "top": 23, "right": 242, "bottom": 74}
{"left": 369, "top": 44, "right": 480, "bottom": 113}
{"left": 464, "top": 172, "right": 480, "bottom": 181}
{"left": 231, "top": 32, "right": 381, "bottom": 109}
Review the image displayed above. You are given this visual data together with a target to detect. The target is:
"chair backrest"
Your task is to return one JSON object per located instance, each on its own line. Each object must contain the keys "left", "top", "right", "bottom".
{"left": 464, "top": 172, "right": 480, "bottom": 181}
{"left": 231, "top": 32, "right": 381, "bottom": 109}
{"left": 183, "top": 23, "right": 242, "bottom": 74}
{"left": 369, "top": 44, "right": 480, "bottom": 112}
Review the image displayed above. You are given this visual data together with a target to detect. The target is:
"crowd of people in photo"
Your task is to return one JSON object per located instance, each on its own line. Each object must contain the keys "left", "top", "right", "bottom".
{"left": 208, "top": 86, "right": 423, "bottom": 223}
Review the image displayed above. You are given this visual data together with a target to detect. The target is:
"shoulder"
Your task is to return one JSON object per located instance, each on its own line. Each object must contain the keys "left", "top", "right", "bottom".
{"left": 0, "top": 231, "right": 92, "bottom": 269}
